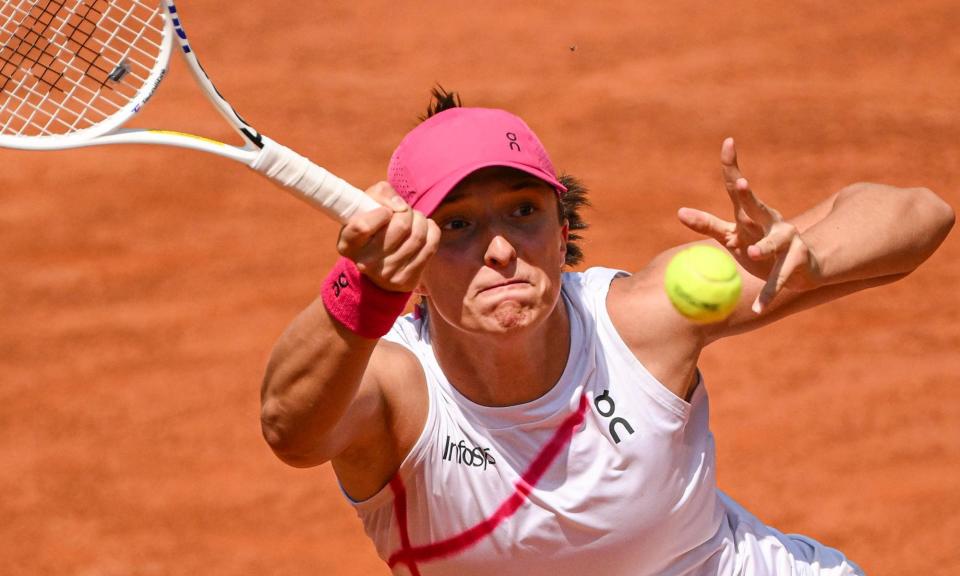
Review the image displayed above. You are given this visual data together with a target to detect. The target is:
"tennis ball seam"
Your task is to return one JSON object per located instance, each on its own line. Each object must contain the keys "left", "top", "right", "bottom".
{"left": 663, "top": 245, "right": 742, "bottom": 323}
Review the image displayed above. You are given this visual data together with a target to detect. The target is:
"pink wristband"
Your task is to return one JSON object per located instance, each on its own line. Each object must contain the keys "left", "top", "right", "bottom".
{"left": 321, "top": 257, "right": 411, "bottom": 339}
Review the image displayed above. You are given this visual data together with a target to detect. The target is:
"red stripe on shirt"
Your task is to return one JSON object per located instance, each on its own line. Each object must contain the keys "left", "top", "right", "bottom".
{"left": 387, "top": 394, "right": 588, "bottom": 570}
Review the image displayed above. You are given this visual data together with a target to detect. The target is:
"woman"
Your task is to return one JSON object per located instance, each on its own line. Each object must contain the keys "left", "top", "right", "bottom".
{"left": 260, "top": 91, "right": 954, "bottom": 575}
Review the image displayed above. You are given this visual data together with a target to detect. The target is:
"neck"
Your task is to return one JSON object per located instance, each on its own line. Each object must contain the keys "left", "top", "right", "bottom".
{"left": 428, "top": 299, "right": 571, "bottom": 407}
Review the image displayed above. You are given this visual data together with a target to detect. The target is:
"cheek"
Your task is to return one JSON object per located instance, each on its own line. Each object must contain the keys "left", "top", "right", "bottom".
{"left": 420, "top": 250, "right": 470, "bottom": 302}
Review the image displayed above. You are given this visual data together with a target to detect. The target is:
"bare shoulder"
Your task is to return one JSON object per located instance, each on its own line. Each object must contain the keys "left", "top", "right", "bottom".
{"left": 332, "top": 338, "right": 429, "bottom": 502}
{"left": 605, "top": 249, "right": 705, "bottom": 399}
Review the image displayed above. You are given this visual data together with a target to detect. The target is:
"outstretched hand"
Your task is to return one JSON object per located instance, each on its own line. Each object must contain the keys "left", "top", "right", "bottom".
{"left": 677, "top": 138, "right": 822, "bottom": 313}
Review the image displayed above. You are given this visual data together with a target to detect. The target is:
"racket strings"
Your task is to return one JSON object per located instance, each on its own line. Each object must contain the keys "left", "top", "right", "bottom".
{"left": 0, "top": 0, "right": 163, "bottom": 137}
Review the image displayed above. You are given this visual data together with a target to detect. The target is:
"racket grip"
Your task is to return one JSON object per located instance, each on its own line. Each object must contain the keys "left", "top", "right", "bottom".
{"left": 250, "top": 137, "right": 379, "bottom": 223}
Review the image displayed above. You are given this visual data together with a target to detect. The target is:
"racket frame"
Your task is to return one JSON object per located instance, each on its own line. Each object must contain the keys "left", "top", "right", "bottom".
{"left": 0, "top": 0, "right": 379, "bottom": 222}
{"left": 0, "top": 0, "right": 256, "bottom": 161}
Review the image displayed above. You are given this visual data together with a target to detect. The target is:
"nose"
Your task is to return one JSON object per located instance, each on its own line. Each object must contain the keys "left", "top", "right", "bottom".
{"left": 483, "top": 234, "right": 517, "bottom": 269}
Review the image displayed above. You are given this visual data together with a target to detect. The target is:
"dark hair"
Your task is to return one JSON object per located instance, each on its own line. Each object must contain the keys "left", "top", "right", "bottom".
{"left": 419, "top": 86, "right": 589, "bottom": 266}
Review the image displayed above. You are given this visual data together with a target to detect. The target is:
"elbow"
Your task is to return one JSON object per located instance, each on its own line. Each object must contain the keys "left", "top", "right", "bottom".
{"left": 260, "top": 398, "right": 330, "bottom": 468}
{"left": 259, "top": 401, "right": 288, "bottom": 456}
{"left": 901, "top": 187, "right": 954, "bottom": 274}
{"left": 933, "top": 190, "right": 955, "bottom": 237}
{"left": 913, "top": 186, "right": 955, "bottom": 243}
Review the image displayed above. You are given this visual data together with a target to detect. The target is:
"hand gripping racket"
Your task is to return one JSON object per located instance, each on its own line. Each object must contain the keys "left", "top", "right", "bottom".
{"left": 0, "top": 0, "right": 379, "bottom": 222}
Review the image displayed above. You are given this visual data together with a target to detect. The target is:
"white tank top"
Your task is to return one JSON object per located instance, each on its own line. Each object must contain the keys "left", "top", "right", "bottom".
{"left": 353, "top": 268, "right": 864, "bottom": 576}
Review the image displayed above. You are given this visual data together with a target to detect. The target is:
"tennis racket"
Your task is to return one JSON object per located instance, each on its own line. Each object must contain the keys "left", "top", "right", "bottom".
{"left": 0, "top": 0, "right": 379, "bottom": 222}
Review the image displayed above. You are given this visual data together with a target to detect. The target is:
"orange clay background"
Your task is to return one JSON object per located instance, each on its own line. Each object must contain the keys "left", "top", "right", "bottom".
{"left": 1, "top": 1, "right": 958, "bottom": 575}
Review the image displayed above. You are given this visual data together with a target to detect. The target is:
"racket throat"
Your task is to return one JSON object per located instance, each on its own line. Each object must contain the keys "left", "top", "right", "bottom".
{"left": 241, "top": 127, "right": 264, "bottom": 149}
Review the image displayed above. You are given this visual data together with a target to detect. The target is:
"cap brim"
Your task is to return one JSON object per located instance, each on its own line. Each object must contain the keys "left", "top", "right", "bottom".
{"left": 413, "top": 161, "right": 568, "bottom": 216}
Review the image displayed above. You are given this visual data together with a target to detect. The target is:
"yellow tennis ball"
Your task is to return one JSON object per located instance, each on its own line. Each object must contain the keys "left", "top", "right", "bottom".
{"left": 664, "top": 245, "right": 742, "bottom": 323}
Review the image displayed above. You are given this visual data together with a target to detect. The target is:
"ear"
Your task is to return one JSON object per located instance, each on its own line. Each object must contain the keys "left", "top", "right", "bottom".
{"left": 414, "top": 282, "right": 430, "bottom": 297}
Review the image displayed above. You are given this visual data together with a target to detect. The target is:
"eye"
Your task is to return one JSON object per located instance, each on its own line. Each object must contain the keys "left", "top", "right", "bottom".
{"left": 440, "top": 217, "right": 471, "bottom": 231}
{"left": 512, "top": 202, "right": 537, "bottom": 217}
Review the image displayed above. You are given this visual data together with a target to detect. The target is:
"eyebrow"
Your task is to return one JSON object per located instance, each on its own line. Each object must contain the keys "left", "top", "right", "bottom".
{"left": 440, "top": 189, "right": 471, "bottom": 206}
{"left": 439, "top": 176, "right": 551, "bottom": 208}
{"left": 509, "top": 176, "right": 551, "bottom": 190}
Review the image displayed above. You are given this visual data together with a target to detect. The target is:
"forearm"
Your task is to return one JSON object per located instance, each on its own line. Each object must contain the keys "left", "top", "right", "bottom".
{"left": 260, "top": 296, "right": 378, "bottom": 466}
{"left": 801, "top": 183, "right": 954, "bottom": 286}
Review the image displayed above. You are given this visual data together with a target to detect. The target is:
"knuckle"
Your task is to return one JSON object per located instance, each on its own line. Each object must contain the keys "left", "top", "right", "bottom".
{"left": 411, "top": 218, "right": 429, "bottom": 244}
{"left": 423, "top": 238, "right": 440, "bottom": 258}
{"left": 379, "top": 181, "right": 399, "bottom": 196}
{"left": 391, "top": 212, "right": 413, "bottom": 236}
{"left": 367, "top": 181, "right": 406, "bottom": 211}
{"left": 375, "top": 259, "right": 397, "bottom": 279}
{"left": 336, "top": 232, "right": 360, "bottom": 257}
{"left": 428, "top": 219, "right": 441, "bottom": 238}
{"left": 353, "top": 212, "right": 381, "bottom": 235}
{"left": 336, "top": 230, "right": 349, "bottom": 253}
{"left": 350, "top": 219, "right": 372, "bottom": 236}
{"left": 366, "top": 181, "right": 391, "bottom": 198}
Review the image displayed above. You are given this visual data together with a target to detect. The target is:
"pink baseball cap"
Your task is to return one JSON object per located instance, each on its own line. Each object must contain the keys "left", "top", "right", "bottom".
{"left": 387, "top": 107, "right": 567, "bottom": 216}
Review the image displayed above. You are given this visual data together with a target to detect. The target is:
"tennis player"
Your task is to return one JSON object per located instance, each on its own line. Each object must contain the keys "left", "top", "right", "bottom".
{"left": 260, "top": 91, "right": 954, "bottom": 575}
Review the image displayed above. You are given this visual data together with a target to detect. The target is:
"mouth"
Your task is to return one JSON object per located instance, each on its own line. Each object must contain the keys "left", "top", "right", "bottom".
{"left": 478, "top": 279, "right": 530, "bottom": 294}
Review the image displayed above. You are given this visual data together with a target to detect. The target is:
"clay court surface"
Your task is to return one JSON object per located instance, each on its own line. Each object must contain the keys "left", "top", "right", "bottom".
{"left": 2, "top": 1, "right": 958, "bottom": 574}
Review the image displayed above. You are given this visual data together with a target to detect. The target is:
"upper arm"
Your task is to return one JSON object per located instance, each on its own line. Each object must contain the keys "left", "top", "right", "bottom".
{"left": 259, "top": 294, "right": 428, "bottom": 478}
{"left": 262, "top": 333, "right": 428, "bottom": 500}
{"left": 605, "top": 257, "right": 707, "bottom": 399}
{"left": 329, "top": 340, "right": 429, "bottom": 501}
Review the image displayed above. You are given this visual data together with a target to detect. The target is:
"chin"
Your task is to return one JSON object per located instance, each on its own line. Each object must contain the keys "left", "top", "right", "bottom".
{"left": 474, "top": 300, "right": 550, "bottom": 335}
{"left": 491, "top": 303, "right": 532, "bottom": 330}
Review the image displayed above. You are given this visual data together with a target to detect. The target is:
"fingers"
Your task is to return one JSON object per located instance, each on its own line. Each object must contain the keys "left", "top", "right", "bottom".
{"left": 721, "top": 138, "right": 756, "bottom": 228}
{"left": 732, "top": 177, "right": 780, "bottom": 229}
{"left": 677, "top": 207, "right": 736, "bottom": 246}
{"left": 337, "top": 181, "right": 409, "bottom": 255}
{"left": 367, "top": 210, "right": 432, "bottom": 282}
{"left": 720, "top": 140, "right": 780, "bottom": 231}
{"left": 337, "top": 203, "right": 393, "bottom": 256}
{"left": 747, "top": 220, "right": 799, "bottom": 312}
{"left": 398, "top": 219, "right": 441, "bottom": 281}
{"left": 720, "top": 144, "right": 786, "bottom": 255}
{"left": 336, "top": 181, "right": 439, "bottom": 292}
{"left": 717, "top": 139, "right": 814, "bottom": 313}
{"left": 366, "top": 180, "right": 411, "bottom": 213}
{"left": 746, "top": 220, "right": 797, "bottom": 261}
{"left": 752, "top": 235, "right": 809, "bottom": 313}
{"left": 753, "top": 255, "right": 785, "bottom": 314}
{"left": 720, "top": 137, "right": 744, "bottom": 196}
